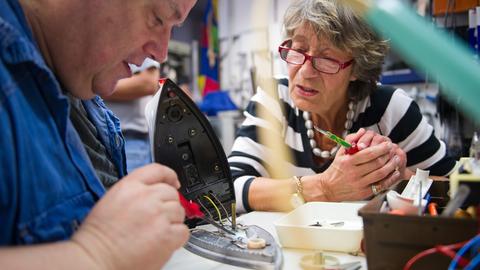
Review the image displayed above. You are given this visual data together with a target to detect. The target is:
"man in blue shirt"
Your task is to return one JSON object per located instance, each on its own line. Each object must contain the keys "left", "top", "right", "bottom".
{"left": 0, "top": 0, "right": 196, "bottom": 269}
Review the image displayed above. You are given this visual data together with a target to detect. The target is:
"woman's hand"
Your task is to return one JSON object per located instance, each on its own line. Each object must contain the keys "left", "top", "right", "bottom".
{"left": 390, "top": 143, "right": 409, "bottom": 181}
{"left": 351, "top": 128, "right": 409, "bottom": 184}
{"left": 301, "top": 129, "right": 404, "bottom": 201}
{"left": 348, "top": 128, "right": 391, "bottom": 150}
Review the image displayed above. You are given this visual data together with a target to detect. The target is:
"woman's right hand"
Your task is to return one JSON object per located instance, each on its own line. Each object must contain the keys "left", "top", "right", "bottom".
{"left": 301, "top": 130, "right": 401, "bottom": 201}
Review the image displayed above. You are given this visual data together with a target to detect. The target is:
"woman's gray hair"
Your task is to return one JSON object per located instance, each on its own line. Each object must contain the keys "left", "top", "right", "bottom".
{"left": 283, "top": 0, "right": 389, "bottom": 100}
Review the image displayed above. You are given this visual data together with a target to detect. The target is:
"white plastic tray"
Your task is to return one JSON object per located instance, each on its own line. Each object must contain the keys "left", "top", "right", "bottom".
{"left": 274, "top": 202, "right": 365, "bottom": 252}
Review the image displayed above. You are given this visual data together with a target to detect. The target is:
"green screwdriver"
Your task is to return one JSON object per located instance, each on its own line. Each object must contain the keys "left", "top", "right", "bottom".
{"left": 313, "top": 126, "right": 359, "bottom": 154}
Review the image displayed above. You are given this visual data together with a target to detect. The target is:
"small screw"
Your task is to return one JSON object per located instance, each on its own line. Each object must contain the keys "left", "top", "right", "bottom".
{"left": 182, "top": 153, "right": 189, "bottom": 160}
{"left": 189, "top": 129, "right": 197, "bottom": 137}
{"left": 167, "top": 136, "right": 174, "bottom": 144}
{"left": 214, "top": 165, "right": 220, "bottom": 171}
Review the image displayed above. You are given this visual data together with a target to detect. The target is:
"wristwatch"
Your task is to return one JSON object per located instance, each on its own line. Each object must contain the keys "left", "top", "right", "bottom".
{"left": 290, "top": 176, "right": 305, "bottom": 208}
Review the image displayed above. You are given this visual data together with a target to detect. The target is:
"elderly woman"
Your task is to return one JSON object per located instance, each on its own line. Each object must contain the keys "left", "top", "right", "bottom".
{"left": 228, "top": 0, "right": 456, "bottom": 213}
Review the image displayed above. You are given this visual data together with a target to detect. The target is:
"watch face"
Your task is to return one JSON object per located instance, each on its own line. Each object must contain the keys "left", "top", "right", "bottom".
{"left": 290, "top": 193, "right": 305, "bottom": 209}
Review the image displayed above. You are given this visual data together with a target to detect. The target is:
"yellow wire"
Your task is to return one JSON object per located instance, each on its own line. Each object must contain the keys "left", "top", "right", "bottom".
{"left": 196, "top": 199, "right": 213, "bottom": 219}
{"left": 209, "top": 192, "right": 232, "bottom": 224}
{"left": 203, "top": 195, "right": 223, "bottom": 224}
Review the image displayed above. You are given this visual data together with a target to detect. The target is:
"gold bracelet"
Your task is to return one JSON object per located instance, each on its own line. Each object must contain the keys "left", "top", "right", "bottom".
{"left": 293, "top": 176, "right": 303, "bottom": 196}
{"left": 290, "top": 176, "right": 305, "bottom": 208}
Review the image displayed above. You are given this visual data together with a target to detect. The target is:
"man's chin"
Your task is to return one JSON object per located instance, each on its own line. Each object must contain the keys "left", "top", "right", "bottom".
{"left": 66, "top": 85, "right": 95, "bottom": 100}
{"left": 93, "top": 80, "right": 117, "bottom": 99}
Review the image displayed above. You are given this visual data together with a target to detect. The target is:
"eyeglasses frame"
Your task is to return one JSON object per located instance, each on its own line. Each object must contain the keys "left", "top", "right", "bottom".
{"left": 278, "top": 39, "right": 354, "bottom": 74}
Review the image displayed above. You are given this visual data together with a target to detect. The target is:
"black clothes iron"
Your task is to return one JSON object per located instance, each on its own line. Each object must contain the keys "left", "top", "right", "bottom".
{"left": 149, "top": 79, "right": 282, "bottom": 270}
{"left": 152, "top": 78, "right": 235, "bottom": 228}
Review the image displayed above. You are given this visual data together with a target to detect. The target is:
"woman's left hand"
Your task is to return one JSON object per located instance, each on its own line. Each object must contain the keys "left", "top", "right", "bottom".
{"left": 347, "top": 128, "right": 391, "bottom": 150}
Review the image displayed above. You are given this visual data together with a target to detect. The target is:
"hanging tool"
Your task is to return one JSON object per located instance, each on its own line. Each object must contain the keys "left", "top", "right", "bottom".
{"left": 313, "top": 126, "right": 360, "bottom": 155}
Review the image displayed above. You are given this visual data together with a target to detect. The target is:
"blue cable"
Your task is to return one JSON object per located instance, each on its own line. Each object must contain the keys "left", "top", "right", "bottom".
{"left": 423, "top": 193, "right": 431, "bottom": 214}
{"left": 465, "top": 253, "right": 480, "bottom": 270}
{"left": 448, "top": 234, "right": 480, "bottom": 270}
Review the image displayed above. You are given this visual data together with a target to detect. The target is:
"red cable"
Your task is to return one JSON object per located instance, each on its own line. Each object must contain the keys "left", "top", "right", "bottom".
{"left": 403, "top": 248, "right": 436, "bottom": 270}
{"left": 403, "top": 241, "right": 470, "bottom": 270}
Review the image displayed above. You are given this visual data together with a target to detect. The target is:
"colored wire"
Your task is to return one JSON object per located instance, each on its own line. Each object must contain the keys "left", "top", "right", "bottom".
{"left": 404, "top": 240, "right": 470, "bottom": 270}
{"left": 209, "top": 192, "right": 232, "bottom": 225}
{"left": 203, "top": 195, "right": 223, "bottom": 224}
{"left": 465, "top": 253, "right": 480, "bottom": 270}
{"left": 448, "top": 234, "right": 480, "bottom": 270}
{"left": 196, "top": 199, "right": 213, "bottom": 219}
{"left": 427, "top": 202, "right": 438, "bottom": 216}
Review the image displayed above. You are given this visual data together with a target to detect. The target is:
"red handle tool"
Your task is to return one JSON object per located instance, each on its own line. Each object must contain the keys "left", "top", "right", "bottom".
{"left": 178, "top": 192, "right": 204, "bottom": 219}
{"left": 345, "top": 142, "right": 360, "bottom": 155}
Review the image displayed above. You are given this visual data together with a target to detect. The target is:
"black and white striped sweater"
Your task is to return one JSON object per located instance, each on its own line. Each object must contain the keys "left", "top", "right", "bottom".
{"left": 228, "top": 80, "right": 456, "bottom": 213}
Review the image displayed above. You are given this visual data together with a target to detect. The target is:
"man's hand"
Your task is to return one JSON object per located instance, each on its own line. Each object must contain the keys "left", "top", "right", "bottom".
{"left": 72, "top": 164, "right": 189, "bottom": 270}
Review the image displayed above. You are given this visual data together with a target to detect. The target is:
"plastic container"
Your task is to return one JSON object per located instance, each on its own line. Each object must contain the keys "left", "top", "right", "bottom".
{"left": 358, "top": 180, "right": 477, "bottom": 270}
{"left": 274, "top": 202, "right": 365, "bottom": 252}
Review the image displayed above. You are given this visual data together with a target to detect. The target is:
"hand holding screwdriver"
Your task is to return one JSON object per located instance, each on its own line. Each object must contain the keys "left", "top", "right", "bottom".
{"left": 345, "top": 142, "right": 360, "bottom": 155}
{"left": 178, "top": 192, "right": 236, "bottom": 235}
{"left": 178, "top": 192, "right": 204, "bottom": 219}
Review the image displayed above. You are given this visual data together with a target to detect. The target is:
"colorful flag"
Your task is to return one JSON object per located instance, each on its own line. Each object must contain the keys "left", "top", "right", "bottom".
{"left": 198, "top": 0, "right": 220, "bottom": 96}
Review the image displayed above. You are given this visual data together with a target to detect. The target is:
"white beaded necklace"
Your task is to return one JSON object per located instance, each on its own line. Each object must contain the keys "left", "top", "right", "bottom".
{"left": 302, "top": 101, "right": 356, "bottom": 159}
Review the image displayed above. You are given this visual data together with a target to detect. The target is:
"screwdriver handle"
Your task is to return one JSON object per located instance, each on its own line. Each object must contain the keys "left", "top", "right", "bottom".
{"left": 178, "top": 192, "right": 204, "bottom": 219}
{"left": 345, "top": 142, "right": 360, "bottom": 155}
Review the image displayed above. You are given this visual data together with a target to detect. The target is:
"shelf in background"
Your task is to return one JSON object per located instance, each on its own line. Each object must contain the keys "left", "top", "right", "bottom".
{"left": 380, "top": 69, "right": 424, "bottom": 85}
{"left": 433, "top": 0, "right": 479, "bottom": 16}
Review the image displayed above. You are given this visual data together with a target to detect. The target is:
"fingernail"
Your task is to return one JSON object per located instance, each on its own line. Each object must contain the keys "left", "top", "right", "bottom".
{"left": 394, "top": 155, "right": 400, "bottom": 164}
{"left": 358, "top": 143, "right": 367, "bottom": 149}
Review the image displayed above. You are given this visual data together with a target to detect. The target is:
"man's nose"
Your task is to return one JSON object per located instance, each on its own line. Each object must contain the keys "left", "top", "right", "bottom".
{"left": 143, "top": 32, "right": 171, "bottom": 63}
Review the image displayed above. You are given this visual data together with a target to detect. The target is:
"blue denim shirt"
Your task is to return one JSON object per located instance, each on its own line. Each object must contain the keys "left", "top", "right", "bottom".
{"left": 82, "top": 97, "right": 127, "bottom": 178}
{"left": 0, "top": 0, "right": 124, "bottom": 245}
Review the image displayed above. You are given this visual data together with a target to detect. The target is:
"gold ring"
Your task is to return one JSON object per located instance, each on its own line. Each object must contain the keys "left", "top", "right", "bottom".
{"left": 371, "top": 184, "right": 380, "bottom": 196}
